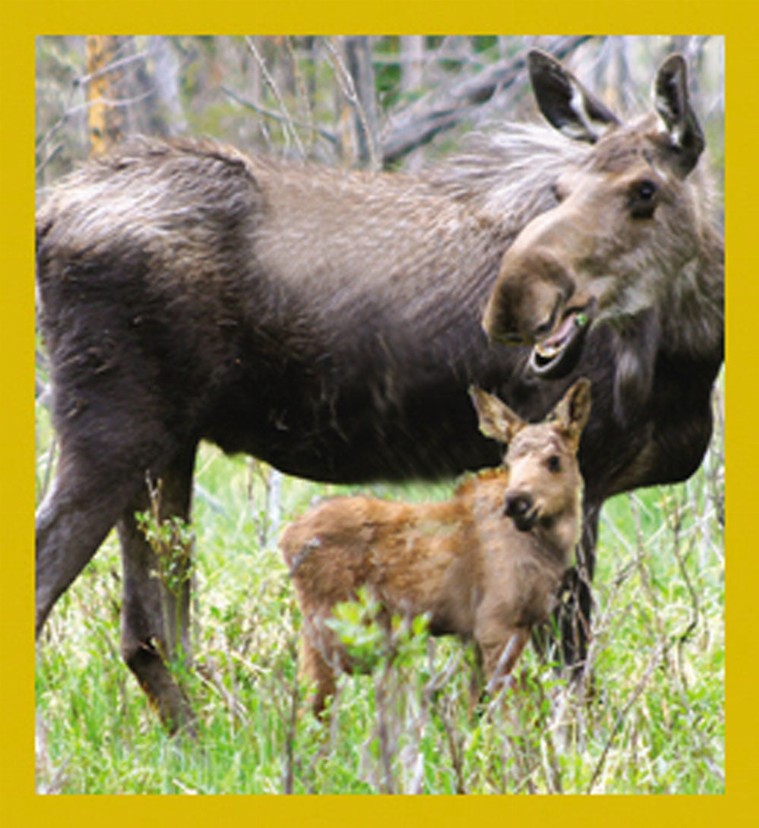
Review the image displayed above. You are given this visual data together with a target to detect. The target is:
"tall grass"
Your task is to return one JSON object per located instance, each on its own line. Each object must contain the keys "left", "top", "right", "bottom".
{"left": 34, "top": 382, "right": 724, "bottom": 795}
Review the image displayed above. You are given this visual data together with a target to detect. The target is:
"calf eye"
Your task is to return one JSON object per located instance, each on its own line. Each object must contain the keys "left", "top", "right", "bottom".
{"left": 637, "top": 180, "right": 658, "bottom": 200}
{"left": 546, "top": 455, "right": 562, "bottom": 473}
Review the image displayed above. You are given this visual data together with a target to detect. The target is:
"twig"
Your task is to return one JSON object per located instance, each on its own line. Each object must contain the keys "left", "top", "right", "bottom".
{"left": 423, "top": 648, "right": 464, "bottom": 697}
{"left": 324, "top": 37, "right": 381, "bottom": 170}
{"left": 280, "top": 638, "right": 300, "bottom": 794}
{"left": 585, "top": 641, "right": 664, "bottom": 793}
{"left": 36, "top": 90, "right": 153, "bottom": 162}
{"left": 245, "top": 37, "right": 306, "bottom": 160}
{"left": 433, "top": 697, "right": 466, "bottom": 794}
{"left": 381, "top": 35, "right": 592, "bottom": 163}
{"left": 373, "top": 661, "right": 397, "bottom": 794}
{"left": 534, "top": 680, "right": 563, "bottom": 794}
{"left": 285, "top": 36, "right": 317, "bottom": 153}
{"left": 221, "top": 86, "right": 337, "bottom": 147}
{"left": 35, "top": 142, "right": 63, "bottom": 176}
{"left": 195, "top": 660, "right": 250, "bottom": 725}
{"left": 74, "top": 49, "right": 148, "bottom": 89}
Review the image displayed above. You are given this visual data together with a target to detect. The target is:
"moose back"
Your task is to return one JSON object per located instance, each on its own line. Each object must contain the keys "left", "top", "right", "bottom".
{"left": 35, "top": 50, "right": 723, "bottom": 731}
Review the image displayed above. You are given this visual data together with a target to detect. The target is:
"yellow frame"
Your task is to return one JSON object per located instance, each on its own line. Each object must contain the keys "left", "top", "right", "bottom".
{"left": 4, "top": 1, "right": 753, "bottom": 823}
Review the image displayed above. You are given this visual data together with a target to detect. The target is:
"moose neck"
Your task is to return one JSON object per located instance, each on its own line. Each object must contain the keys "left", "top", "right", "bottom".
{"left": 428, "top": 124, "right": 591, "bottom": 241}
{"left": 659, "top": 230, "right": 724, "bottom": 362}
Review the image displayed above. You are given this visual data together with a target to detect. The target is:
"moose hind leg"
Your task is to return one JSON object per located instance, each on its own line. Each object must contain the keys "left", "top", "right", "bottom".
{"left": 118, "top": 447, "right": 197, "bottom": 734}
{"left": 36, "top": 445, "right": 147, "bottom": 637}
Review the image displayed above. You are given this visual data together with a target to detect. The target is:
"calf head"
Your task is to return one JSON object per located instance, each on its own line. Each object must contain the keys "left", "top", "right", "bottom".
{"left": 483, "top": 50, "right": 706, "bottom": 378}
{"left": 470, "top": 379, "right": 591, "bottom": 533}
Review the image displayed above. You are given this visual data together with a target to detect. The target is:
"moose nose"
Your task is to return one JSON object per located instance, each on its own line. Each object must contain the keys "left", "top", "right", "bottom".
{"left": 504, "top": 493, "right": 533, "bottom": 520}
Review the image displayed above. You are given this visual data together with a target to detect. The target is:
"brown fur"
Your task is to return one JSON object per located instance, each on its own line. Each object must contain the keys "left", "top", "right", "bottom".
{"left": 281, "top": 381, "right": 590, "bottom": 714}
{"left": 35, "top": 50, "right": 722, "bottom": 732}
{"left": 483, "top": 54, "right": 722, "bottom": 393}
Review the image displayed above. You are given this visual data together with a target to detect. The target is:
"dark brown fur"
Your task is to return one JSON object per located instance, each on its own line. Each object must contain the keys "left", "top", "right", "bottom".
{"left": 36, "top": 51, "right": 722, "bottom": 731}
{"left": 281, "top": 381, "right": 590, "bottom": 715}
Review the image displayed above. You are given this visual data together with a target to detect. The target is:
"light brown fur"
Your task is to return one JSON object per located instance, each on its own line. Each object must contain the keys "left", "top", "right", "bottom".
{"left": 281, "top": 380, "right": 591, "bottom": 714}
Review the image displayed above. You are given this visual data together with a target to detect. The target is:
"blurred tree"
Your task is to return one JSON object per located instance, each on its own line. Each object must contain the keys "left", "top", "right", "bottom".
{"left": 36, "top": 35, "right": 724, "bottom": 179}
{"left": 85, "top": 35, "right": 127, "bottom": 155}
{"left": 399, "top": 36, "right": 425, "bottom": 93}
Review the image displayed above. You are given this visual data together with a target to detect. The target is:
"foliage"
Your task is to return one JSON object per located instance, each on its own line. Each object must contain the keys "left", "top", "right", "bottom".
{"left": 34, "top": 35, "right": 724, "bottom": 795}
{"left": 35, "top": 382, "right": 724, "bottom": 794}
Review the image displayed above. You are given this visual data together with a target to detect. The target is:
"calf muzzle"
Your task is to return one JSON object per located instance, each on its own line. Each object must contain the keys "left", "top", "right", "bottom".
{"left": 504, "top": 492, "right": 536, "bottom": 532}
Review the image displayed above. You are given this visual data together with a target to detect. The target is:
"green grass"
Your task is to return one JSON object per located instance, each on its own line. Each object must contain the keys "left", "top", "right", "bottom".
{"left": 34, "top": 390, "right": 724, "bottom": 795}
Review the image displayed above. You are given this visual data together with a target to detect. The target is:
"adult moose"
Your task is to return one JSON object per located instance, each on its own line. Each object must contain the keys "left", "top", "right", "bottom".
{"left": 36, "top": 48, "right": 723, "bottom": 732}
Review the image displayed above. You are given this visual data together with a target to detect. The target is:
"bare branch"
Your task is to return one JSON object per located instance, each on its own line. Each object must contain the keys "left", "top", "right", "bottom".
{"left": 381, "top": 35, "right": 592, "bottom": 164}
{"left": 221, "top": 85, "right": 337, "bottom": 147}
{"left": 74, "top": 48, "right": 148, "bottom": 89}
{"left": 245, "top": 37, "right": 306, "bottom": 160}
{"left": 325, "top": 37, "right": 381, "bottom": 170}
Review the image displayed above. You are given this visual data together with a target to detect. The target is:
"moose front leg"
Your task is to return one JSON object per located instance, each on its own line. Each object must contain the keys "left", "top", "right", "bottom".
{"left": 117, "top": 448, "right": 197, "bottom": 735}
{"left": 556, "top": 502, "right": 599, "bottom": 680}
{"left": 529, "top": 503, "right": 598, "bottom": 680}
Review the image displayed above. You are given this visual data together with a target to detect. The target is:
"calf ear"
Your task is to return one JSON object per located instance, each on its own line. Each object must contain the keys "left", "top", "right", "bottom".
{"left": 469, "top": 387, "right": 525, "bottom": 445}
{"left": 528, "top": 49, "right": 620, "bottom": 143}
{"left": 654, "top": 53, "right": 705, "bottom": 176}
{"left": 552, "top": 378, "right": 592, "bottom": 440}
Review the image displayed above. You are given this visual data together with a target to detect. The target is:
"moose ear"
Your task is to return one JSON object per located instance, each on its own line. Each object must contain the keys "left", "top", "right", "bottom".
{"left": 469, "top": 387, "right": 525, "bottom": 445}
{"left": 654, "top": 53, "right": 705, "bottom": 177}
{"left": 551, "top": 378, "right": 592, "bottom": 440}
{"left": 528, "top": 49, "right": 620, "bottom": 143}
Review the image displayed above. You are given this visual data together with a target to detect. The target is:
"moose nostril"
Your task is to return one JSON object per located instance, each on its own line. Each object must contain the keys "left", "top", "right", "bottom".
{"left": 504, "top": 493, "right": 532, "bottom": 518}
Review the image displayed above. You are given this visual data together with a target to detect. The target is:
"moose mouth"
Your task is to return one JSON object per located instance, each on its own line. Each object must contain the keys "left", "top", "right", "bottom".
{"left": 528, "top": 303, "right": 594, "bottom": 379}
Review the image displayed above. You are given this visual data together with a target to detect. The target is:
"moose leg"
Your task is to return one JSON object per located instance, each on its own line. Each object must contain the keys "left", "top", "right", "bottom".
{"left": 36, "top": 447, "right": 145, "bottom": 637}
{"left": 530, "top": 504, "right": 599, "bottom": 678}
{"left": 117, "top": 446, "right": 197, "bottom": 734}
{"left": 557, "top": 502, "right": 600, "bottom": 678}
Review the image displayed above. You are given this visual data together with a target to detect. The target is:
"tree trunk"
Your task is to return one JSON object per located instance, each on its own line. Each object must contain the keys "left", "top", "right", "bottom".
{"left": 85, "top": 35, "right": 128, "bottom": 155}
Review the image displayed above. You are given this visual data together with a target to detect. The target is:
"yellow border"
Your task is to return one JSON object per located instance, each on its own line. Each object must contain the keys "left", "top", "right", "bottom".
{"left": 4, "top": 0, "right": 756, "bottom": 824}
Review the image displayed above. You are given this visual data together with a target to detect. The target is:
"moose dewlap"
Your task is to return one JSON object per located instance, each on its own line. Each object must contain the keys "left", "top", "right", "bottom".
{"left": 281, "top": 380, "right": 591, "bottom": 714}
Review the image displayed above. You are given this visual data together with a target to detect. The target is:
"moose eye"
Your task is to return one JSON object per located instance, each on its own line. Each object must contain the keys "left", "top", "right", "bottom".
{"left": 629, "top": 179, "right": 659, "bottom": 219}
{"left": 546, "top": 455, "right": 562, "bottom": 473}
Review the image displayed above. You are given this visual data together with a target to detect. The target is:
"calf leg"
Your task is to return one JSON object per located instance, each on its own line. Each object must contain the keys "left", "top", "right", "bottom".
{"left": 299, "top": 629, "right": 339, "bottom": 717}
{"left": 479, "top": 628, "right": 531, "bottom": 696}
{"left": 117, "top": 447, "right": 197, "bottom": 734}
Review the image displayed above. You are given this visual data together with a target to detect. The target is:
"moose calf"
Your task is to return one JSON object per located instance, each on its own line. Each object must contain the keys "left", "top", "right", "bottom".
{"left": 280, "top": 380, "right": 591, "bottom": 714}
